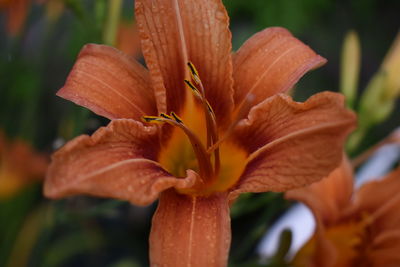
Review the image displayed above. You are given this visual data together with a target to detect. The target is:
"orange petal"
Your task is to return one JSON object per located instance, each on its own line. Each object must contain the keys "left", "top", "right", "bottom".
{"left": 0, "top": 133, "right": 48, "bottom": 199}
{"left": 150, "top": 190, "right": 231, "bottom": 267}
{"left": 44, "top": 120, "right": 196, "bottom": 206}
{"left": 352, "top": 167, "right": 400, "bottom": 215}
{"left": 1, "top": 132, "right": 48, "bottom": 179}
{"left": 116, "top": 21, "right": 141, "bottom": 58}
{"left": 345, "top": 168, "right": 400, "bottom": 238}
{"left": 8, "top": 140, "right": 48, "bottom": 179}
{"left": 229, "top": 92, "right": 355, "bottom": 197}
{"left": 369, "top": 230, "right": 400, "bottom": 266}
{"left": 0, "top": 0, "right": 10, "bottom": 8}
{"left": 292, "top": 224, "right": 337, "bottom": 267}
{"left": 57, "top": 44, "right": 157, "bottom": 120}
{"left": 233, "top": 27, "right": 326, "bottom": 114}
{"left": 285, "top": 156, "right": 354, "bottom": 225}
{"left": 349, "top": 167, "right": 400, "bottom": 231}
{"left": 135, "top": 0, "right": 234, "bottom": 125}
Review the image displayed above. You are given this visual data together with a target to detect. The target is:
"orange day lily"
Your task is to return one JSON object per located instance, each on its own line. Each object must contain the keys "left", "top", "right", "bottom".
{"left": 44, "top": 0, "right": 356, "bottom": 266}
{"left": 287, "top": 157, "right": 400, "bottom": 267}
{"left": 0, "top": 131, "right": 48, "bottom": 199}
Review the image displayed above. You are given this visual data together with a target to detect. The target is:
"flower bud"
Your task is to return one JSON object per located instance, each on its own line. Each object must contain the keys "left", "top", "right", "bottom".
{"left": 382, "top": 31, "right": 400, "bottom": 99}
{"left": 340, "top": 31, "right": 361, "bottom": 108}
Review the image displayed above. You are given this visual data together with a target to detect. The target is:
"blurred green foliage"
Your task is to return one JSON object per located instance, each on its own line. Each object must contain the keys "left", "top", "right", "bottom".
{"left": 0, "top": 0, "right": 399, "bottom": 266}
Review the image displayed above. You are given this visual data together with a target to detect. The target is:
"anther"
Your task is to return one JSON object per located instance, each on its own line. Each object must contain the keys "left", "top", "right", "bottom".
{"left": 205, "top": 101, "right": 215, "bottom": 118}
{"left": 187, "top": 61, "right": 201, "bottom": 84}
{"left": 184, "top": 80, "right": 202, "bottom": 99}
{"left": 160, "top": 113, "right": 173, "bottom": 120}
{"left": 142, "top": 116, "right": 163, "bottom": 123}
{"left": 171, "top": 112, "right": 183, "bottom": 123}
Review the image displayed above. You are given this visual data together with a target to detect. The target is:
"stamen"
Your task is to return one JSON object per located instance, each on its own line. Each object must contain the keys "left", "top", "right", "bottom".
{"left": 160, "top": 113, "right": 173, "bottom": 120}
{"left": 205, "top": 101, "right": 215, "bottom": 119}
{"left": 207, "top": 119, "right": 239, "bottom": 154}
{"left": 186, "top": 61, "right": 221, "bottom": 177}
{"left": 171, "top": 112, "right": 183, "bottom": 123}
{"left": 207, "top": 137, "right": 224, "bottom": 154}
{"left": 142, "top": 113, "right": 214, "bottom": 181}
{"left": 207, "top": 100, "right": 253, "bottom": 154}
{"left": 184, "top": 80, "right": 202, "bottom": 99}
{"left": 187, "top": 61, "right": 201, "bottom": 84}
{"left": 145, "top": 62, "right": 225, "bottom": 183}
{"left": 142, "top": 116, "right": 164, "bottom": 123}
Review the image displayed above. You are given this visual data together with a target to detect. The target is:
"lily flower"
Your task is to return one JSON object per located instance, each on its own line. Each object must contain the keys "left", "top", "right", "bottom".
{"left": 287, "top": 157, "right": 400, "bottom": 267}
{"left": 0, "top": 132, "right": 48, "bottom": 199}
{"left": 44, "top": 0, "right": 356, "bottom": 265}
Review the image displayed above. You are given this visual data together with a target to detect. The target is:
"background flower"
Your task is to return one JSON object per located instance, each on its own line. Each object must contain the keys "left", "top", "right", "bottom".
{"left": 286, "top": 157, "right": 400, "bottom": 267}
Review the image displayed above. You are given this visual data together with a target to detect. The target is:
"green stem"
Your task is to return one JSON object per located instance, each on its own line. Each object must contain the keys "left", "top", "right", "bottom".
{"left": 102, "top": 0, "right": 123, "bottom": 46}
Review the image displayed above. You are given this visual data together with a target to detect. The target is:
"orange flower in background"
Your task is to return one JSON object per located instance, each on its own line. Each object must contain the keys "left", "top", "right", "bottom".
{"left": 44, "top": 0, "right": 356, "bottom": 266}
{"left": 116, "top": 20, "right": 141, "bottom": 58}
{"left": 1, "top": 0, "right": 64, "bottom": 36}
{"left": 287, "top": 157, "right": 400, "bottom": 267}
{"left": 0, "top": 0, "right": 30, "bottom": 36}
{"left": 0, "top": 132, "right": 48, "bottom": 199}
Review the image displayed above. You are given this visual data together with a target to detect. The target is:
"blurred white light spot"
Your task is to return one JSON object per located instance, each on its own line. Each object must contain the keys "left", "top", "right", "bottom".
{"left": 257, "top": 203, "right": 314, "bottom": 260}
{"left": 355, "top": 144, "right": 400, "bottom": 187}
{"left": 53, "top": 137, "right": 65, "bottom": 150}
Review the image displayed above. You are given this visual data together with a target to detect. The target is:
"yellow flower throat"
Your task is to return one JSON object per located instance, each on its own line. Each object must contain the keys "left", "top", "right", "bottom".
{"left": 143, "top": 62, "right": 247, "bottom": 196}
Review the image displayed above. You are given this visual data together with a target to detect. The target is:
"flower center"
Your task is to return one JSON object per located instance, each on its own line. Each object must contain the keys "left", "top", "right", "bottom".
{"left": 143, "top": 62, "right": 247, "bottom": 195}
{"left": 293, "top": 217, "right": 370, "bottom": 266}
